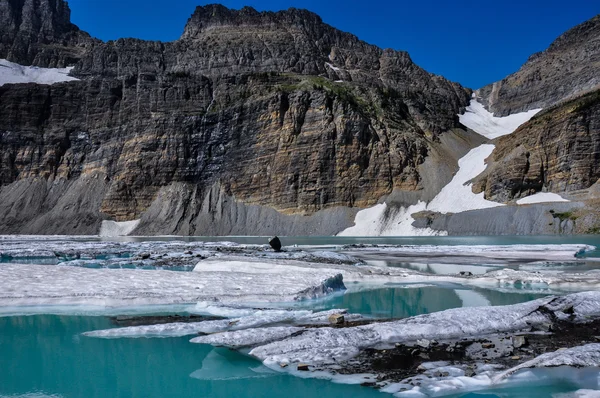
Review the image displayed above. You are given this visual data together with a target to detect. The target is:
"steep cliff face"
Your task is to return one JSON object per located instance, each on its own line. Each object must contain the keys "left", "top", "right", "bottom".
{"left": 474, "top": 90, "right": 600, "bottom": 202}
{"left": 0, "top": 0, "right": 94, "bottom": 67}
{"left": 477, "top": 15, "right": 600, "bottom": 116}
{"left": 471, "top": 14, "right": 600, "bottom": 208}
{"left": 0, "top": 2, "right": 473, "bottom": 235}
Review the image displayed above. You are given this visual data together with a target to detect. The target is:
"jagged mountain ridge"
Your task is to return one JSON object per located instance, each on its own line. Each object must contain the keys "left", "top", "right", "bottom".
{"left": 472, "top": 14, "right": 600, "bottom": 210}
{"left": 0, "top": 1, "right": 474, "bottom": 235}
{"left": 477, "top": 14, "right": 600, "bottom": 116}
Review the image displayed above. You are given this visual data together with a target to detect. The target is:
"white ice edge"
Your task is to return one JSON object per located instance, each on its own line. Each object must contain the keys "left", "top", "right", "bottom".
{"left": 243, "top": 292, "right": 600, "bottom": 367}
{"left": 0, "top": 59, "right": 79, "bottom": 86}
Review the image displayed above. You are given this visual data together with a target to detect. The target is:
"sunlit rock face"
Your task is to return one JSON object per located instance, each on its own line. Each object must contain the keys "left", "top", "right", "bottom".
{"left": 0, "top": 2, "right": 473, "bottom": 235}
{"left": 477, "top": 15, "right": 600, "bottom": 117}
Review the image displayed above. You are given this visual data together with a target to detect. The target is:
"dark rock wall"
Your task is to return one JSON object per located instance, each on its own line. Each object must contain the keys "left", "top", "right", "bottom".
{"left": 478, "top": 15, "right": 600, "bottom": 116}
{"left": 474, "top": 91, "right": 600, "bottom": 202}
{"left": 0, "top": 3, "right": 473, "bottom": 234}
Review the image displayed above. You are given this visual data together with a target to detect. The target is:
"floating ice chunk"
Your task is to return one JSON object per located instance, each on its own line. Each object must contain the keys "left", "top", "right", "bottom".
{"left": 247, "top": 292, "right": 600, "bottom": 367}
{"left": 555, "top": 390, "right": 600, "bottom": 398}
{"left": 345, "top": 244, "right": 595, "bottom": 262}
{"left": 189, "top": 348, "right": 277, "bottom": 381}
{"left": 459, "top": 99, "right": 542, "bottom": 139}
{"left": 99, "top": 220, "right": 140, "bottom": 237}
{"left": 191, "top": 326, "right": 304, "bottom": 348}
{"left": 517, "top": 192, "right": 570, "bottom": 205}
{"left": 0, "top": 59, "right": 79, "bottom": 86}
{"left": 427, "top": 144, "right": 504, "bottom": 214}
{"left": 83, "top": 308, "right": 356, "bottom": 339}
{"left": 479, "top": 269, "right": 600, "bottom": 290}
{"left": 0, "top": 258, "right": 345, "bottom": 311}
{"left": 495, "top": 344, "right": 600, "bottom": 382}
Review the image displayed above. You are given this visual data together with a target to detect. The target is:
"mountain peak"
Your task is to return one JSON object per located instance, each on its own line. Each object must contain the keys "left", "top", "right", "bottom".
{"left": 181, "top": 4, "right": 324, "bottom": 40}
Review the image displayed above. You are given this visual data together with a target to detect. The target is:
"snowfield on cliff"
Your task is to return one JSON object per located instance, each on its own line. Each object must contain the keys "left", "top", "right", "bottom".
{"left": 0, "top": 59, "right": 79, "bottom": 86}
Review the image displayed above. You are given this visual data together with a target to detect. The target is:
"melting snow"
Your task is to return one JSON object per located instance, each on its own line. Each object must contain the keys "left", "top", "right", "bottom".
{"left": 459, "top": 98, "right": 542, "bottom": 139}
{"left": 99, "top": 220, "right": 140, "bottom": 237}
{"left": 341, "top": 98, "right": 544, "bottom": 236}
{"left": 427, "top": 144, "right": 504, "bottom": 213}
{"left": 0, "top": 59, "right": 79, "bottom": 86}
{"left": 516, "top": 192, "right": 570, "bottom": 205}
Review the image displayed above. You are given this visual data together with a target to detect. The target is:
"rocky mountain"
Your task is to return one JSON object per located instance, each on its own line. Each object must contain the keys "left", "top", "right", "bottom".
{"left": 0, "top": 1, "right": 475, "bottom": 235}
{"left": 472, "top": 15, "right": 600, "bottom": 213}
{"left": 477, "top": 15, "right": 600, "bottom": 116}
{"left": 0, "top": 0, "right": 94, "bottom": 67}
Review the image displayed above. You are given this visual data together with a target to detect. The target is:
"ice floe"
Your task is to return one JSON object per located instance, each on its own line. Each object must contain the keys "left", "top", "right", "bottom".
{"left": 83, "top": 308, "right": 359, "bottom": 339}
{"left": 230, "top": 292, "right": 600, "bottom": 367}
{"left": 0, "top": 257, "right": 346, "bottom": 312}
{"left": 495, "top": 344, "right": 600, "bottom": 381}
{"left": 344, "top": 244, "right": 595, "bottom": 262}
{"left": 0, "top": 59, "right": 79, "bottom": 86}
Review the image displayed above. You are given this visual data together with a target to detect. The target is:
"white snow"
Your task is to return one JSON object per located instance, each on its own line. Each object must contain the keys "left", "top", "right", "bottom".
{"left": 338, "top": 201, "right": 444, "bottom": 237}
{"left": 0, "top": 59, "right": 79, "bottom": 86}
{"left": 516, "top": 192, "right": 570, "bottom": 205}
{"left": 341, "top": 98, "right": 544, "bottom": 236}
{"left": 427, "top": 144, "right": 504, "bottom": 213}
{"left": 99, "top": 220, "right": 140, "bottom": 237}
{"left": 459, "top": 98, "right": 542, "bottom": 139}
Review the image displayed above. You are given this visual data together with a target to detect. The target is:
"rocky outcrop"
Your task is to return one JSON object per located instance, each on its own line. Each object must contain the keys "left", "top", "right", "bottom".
{"left": 0, "top": 0, "right": 94, "bottom": 67}
{"left": 477, "top": 14, "right": 600, "bottom": 116}
{"left": 0, "top": 3, "right": 473, "bottom": 235}
{"left": 474, "top": 89, "right": 600, "bottom": 203}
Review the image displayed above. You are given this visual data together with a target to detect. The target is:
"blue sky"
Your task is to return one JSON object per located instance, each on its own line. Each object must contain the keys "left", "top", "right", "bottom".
{"left": 67, "top": 0, "right": 599, "bottom": 89}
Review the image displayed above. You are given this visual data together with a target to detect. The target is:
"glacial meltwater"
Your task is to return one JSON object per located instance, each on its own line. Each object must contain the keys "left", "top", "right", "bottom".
{"left": 2, "top": 235, "right": 600, "bottom": 397}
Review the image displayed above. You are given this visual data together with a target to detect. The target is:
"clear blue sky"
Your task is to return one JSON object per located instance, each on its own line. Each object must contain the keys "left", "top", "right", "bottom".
{"left": 67, "top": 0, "right": 599, "bottom": 89}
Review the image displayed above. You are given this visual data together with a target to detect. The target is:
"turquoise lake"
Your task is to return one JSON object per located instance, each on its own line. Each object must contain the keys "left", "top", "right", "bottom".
{"left": 2, "top": 235, "right": 600, "bottom": 397}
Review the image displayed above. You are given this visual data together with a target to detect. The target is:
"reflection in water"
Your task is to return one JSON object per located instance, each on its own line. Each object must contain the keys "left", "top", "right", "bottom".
{"left": 297, "top": 284, "right": 548, "bottom": 319}
{"left": 0, "top": 316, "right": 383, "bottom": 398}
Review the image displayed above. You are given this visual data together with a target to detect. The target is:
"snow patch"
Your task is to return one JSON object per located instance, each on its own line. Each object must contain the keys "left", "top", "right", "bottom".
{"left": 517, "top": 192, "right": 570, "bottom": 205}
{"left": 427, "top": 144, "right": 504, "bottom": 213}
{"left": 459, "top": 99, "right": 542, "bottom": 139}
{"left": 0, "top": 59, "right": 79, "bottom": 86}
{"left": 99, "top": 220, "right": 140, "bottom": 237}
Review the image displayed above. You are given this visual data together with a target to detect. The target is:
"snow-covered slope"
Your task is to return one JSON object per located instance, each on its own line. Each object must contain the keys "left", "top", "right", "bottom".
{"left": 427, "top": 144, "right": 503, "bottom": 213}
{"left": 340, "top": 98, "right": 544, "bottom": 236}
{"left": 0, "top": 59, "right": 79, "bottom": 86}
{"left": 459, "top": 99, "right": 542, "bottom": 139}
{"left": 99, "top": 220, "right": 140, "bottom": 237}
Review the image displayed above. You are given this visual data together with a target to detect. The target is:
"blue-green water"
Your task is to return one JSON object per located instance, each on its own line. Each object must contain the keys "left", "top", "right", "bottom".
{"left": 293, "top": 284, "right": 548, "bottom": 319}
{"left": 0, "top": 315, "right": 384, "bottom": 398}
{"left": 3, "top": 235, "right": 600, "bottom": 397}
